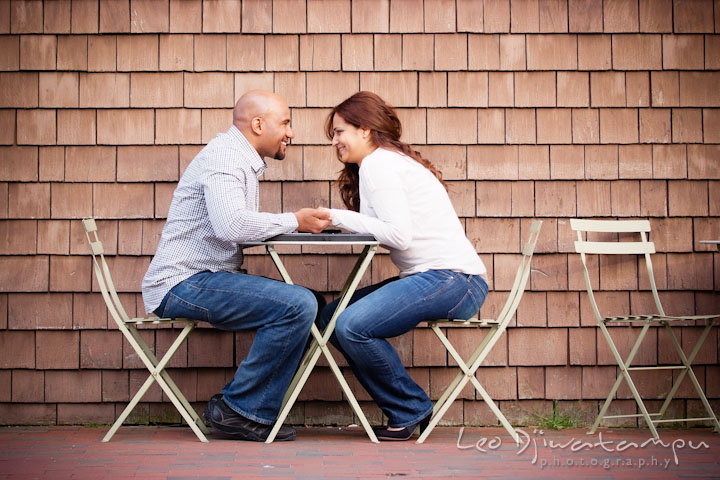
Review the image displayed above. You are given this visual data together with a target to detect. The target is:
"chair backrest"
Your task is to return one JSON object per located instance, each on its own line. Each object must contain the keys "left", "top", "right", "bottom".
{"left": 492, "top": 220, "right": 543, "bottom": 332}
{"left": 82, "top": 218, "right": 132, "bottom": 327}
{"left": 570, "top": 218, "right": 664, "bottom": 321}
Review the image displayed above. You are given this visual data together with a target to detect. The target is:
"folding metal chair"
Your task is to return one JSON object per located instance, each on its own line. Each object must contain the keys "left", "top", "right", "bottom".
{"left": 417, "top": 220, "right": 542, "bottom": 444}
{"left": 82, "top": 219, "right": 209, "bottom": 442}
{"left": 571, "top": 218, "right": 720, "bottom": 439}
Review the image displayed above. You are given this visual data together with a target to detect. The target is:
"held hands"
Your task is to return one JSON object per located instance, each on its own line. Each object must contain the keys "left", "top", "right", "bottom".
{"left": 294, "top": 207, "right": 332, "bottom": 233}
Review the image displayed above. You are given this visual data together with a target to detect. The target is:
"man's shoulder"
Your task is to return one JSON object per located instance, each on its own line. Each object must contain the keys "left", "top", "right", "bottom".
{"left": 194, "top": 133, "right": 253, "bottom": 165}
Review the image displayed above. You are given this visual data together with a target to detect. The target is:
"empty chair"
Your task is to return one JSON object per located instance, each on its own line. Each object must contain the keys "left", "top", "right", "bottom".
{"left": 571, "top": 218, "right": 719, "bottom": 439}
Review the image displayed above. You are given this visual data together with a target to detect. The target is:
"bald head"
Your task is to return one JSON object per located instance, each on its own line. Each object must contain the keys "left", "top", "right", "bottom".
{"left": 234, "top": 90, "right": 286, "bottom": 129}
{"left": 234, "top": 90, "right": 294, "bottom": 160}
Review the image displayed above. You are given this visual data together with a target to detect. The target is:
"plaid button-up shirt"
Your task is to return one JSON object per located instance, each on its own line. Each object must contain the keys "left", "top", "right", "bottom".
{"left": 142, "top": 125, "right": 297, "bottom": 313}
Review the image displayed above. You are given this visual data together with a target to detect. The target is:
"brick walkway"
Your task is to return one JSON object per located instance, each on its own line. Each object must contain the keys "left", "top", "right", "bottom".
{"left": 0, "top": 426, "right": 718, "bottom": 479}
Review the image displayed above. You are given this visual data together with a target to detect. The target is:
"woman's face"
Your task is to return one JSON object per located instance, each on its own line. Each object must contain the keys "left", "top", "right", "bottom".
{"left": 331, "top": 114, "right": 374, "bottom": 165}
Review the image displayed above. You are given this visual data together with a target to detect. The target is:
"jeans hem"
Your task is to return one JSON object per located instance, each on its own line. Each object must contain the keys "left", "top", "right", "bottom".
{"left": 222, "top": 396, "right": 275, "bottom": 426}
{"left": 390, "top": 405, "right": 434, "bottom": 429}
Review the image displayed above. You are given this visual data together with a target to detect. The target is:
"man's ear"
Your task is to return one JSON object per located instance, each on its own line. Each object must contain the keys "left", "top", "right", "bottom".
{"left": 250, "top": 116, "right": 263, "bottom": 135}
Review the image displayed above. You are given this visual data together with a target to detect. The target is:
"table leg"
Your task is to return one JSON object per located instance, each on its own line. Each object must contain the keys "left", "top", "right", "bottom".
{"left": 265, "top": 244, "right": 379, "bottom": 443}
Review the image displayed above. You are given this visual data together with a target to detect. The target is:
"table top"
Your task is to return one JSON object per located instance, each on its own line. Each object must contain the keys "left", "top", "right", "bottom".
{"left": 243, "top": 232, "right": 378, "bottom": 246}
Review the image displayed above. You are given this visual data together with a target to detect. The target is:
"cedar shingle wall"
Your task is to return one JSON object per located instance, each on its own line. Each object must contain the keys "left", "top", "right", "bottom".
{"left": 0, "top": 0, "right": 718, "bottom": 427}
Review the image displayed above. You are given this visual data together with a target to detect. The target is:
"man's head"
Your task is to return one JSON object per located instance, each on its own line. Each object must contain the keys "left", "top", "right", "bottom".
{"left": 233, "top": 90, "right": 294, "bottom": 161}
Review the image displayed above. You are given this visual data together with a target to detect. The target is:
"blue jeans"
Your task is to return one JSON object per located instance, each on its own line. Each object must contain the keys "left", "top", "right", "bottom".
{"left": 317, "top": 269, "right": 488, "bottom": 429}
{"left": 155, "top": 271, "right": 317, "bottom": 425}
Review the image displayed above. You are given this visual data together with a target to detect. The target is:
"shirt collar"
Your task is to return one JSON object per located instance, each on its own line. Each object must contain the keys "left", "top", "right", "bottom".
{"left": 228, "top": 125, "right": 267, "bottom": 176}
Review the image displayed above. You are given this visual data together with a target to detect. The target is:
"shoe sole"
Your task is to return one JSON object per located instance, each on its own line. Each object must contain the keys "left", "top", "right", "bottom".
{"left": 209, "top": 419, "right": 297, "bottom": 442}
{"left": 376, "top": 433, "right": 413, "bottom": 441}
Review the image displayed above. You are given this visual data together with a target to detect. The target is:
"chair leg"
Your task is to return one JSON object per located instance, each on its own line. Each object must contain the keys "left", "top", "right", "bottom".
{"left": 321, "top": 343, "right": 379, "bottom": 443}
{"left": 428, "top": 324, "right": 469, "bottom": 411}
{"left": 158, "top": 369, "right": 210, "bottom": 435}
{"left": 103, "top": 366, "right": 209, "bottom": 443}
{"left": 104, "top": 323, "right": 209, "bottom": 442}
{"left": 589, "top": 372, "right": 623, "bottom": 435}
{"left": 417, "top": 375, "right": 467, "bottom": 444}
{"left": 155, "top": 324, "right": 210, "bottom": 435}
{"left": 103, "top": 373, "right": 156, "bottom": 442}
{"left": 154, "top": 372, "right": 209, "bottom": 442}
{"left": 419, "top": 324, "right": 512, "bottom": 444}
{"left": 660, "top": 321, "right": 720, "bottom": 432}
{"left": 470, "top": 376, "right": 519, "bottom": 444}
{"left": 417, "top": 367, "right": 519, "bottom": 444}
{"left": 619, "top": 364, "right": 660, "bottom": 440}
{"left": 591, "top": 321, "right": 660, "bottom": 439}
{"left": 427, "top": 323, "right": 496, "bottom": 412}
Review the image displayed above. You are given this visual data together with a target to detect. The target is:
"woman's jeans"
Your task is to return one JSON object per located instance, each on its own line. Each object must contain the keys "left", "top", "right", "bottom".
{"left": 317, "top": 269, "right": 488, "bottom": 429}
{"left": 155, "top": 271, "right": 317, "bottom": 425}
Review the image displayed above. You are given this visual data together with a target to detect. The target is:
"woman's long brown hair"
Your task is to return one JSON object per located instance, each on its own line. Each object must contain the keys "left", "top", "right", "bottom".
{"left": 325, "top": 91, "right": 446, "bottom": 212}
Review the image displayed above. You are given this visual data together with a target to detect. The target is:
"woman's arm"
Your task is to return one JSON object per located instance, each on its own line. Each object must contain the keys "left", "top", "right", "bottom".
{"left": 330, "top": 185, "right": 413, "bottom": 250}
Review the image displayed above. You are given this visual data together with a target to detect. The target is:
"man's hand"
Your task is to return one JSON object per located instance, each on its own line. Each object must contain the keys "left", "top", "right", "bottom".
{"left": 294, "top": 208, "right": 332, "bottom": 233}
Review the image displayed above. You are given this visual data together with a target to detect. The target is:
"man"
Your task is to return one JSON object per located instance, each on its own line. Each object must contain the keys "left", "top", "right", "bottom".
{"left": 142, "top": 90, "right": 331, "bottom": 441}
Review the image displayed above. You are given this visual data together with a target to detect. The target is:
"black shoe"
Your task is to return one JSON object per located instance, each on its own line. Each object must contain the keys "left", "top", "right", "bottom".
{"left": 203, "top": 393, "right": 223, "bottom": 425}
{"left": 375, "top": 414, "right": 432, "bottom": 441}
{"left": 207, "top": 396, "right": 296, "bottom": 442}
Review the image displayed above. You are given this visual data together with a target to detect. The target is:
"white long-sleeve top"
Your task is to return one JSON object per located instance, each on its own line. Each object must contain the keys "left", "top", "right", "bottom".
{"left": 330, "top": 148, "right": 486, "bottom": 278}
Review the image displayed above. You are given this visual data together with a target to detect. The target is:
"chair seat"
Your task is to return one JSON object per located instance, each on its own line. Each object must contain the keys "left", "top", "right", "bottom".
{"left": 603, "top": 314, "right": 719, "bottom": 324}
{"left": 428, "top": 318, "right": 500, "bottom": 327}
{"left": 126, "top": 317, "right": 197, "bottom": 326}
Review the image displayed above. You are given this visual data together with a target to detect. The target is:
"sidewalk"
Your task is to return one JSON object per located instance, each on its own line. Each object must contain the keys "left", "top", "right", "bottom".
{"left": 0, "top": 425, "right": 718, "bottom": 479}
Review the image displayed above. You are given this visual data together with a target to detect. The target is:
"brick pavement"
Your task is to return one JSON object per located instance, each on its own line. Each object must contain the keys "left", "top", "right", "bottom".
{"left": 0, "top": 426, "right": 718, "bottom": 479}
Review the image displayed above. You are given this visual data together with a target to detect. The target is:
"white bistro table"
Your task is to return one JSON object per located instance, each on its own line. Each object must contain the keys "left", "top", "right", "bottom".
{"left": 244, "top": 232, "right": 380, "bottom": 443}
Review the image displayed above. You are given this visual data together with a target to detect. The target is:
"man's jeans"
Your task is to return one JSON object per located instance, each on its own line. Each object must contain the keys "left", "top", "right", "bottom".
{"left": 318, "top": 269, "right": 488, "bottom": 429}
{"left": 155, "top": 271, "right": 317, "bottom": 425}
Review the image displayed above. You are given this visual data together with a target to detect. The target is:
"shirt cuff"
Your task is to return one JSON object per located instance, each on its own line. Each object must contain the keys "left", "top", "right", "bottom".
{"left": 329, "top": 208, "right": 346, "bottom": 227}
{"left": 280, "top": 212, "right": 299, "bottom": 230}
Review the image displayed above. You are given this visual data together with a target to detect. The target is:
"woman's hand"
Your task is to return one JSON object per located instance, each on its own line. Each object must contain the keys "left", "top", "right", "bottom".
{"left": 294, "top": 208, "right": 332, "bottom": 233}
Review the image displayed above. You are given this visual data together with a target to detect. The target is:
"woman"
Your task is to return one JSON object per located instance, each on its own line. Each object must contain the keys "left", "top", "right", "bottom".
{"left": 317, "top": 92, "right": 489, "bottom": 441}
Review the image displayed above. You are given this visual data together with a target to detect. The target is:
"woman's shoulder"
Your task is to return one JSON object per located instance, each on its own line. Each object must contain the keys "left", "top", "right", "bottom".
{"left": 362, "top": 148, "right": 408, "bottom": 170}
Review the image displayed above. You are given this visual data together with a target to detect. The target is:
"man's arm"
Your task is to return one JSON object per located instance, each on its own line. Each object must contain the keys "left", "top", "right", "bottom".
{"left": 204, "top": 169, "right": 331, "bottom": 240}
{"left": 204, "top": 170, "right": 298, "bottom": 242}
